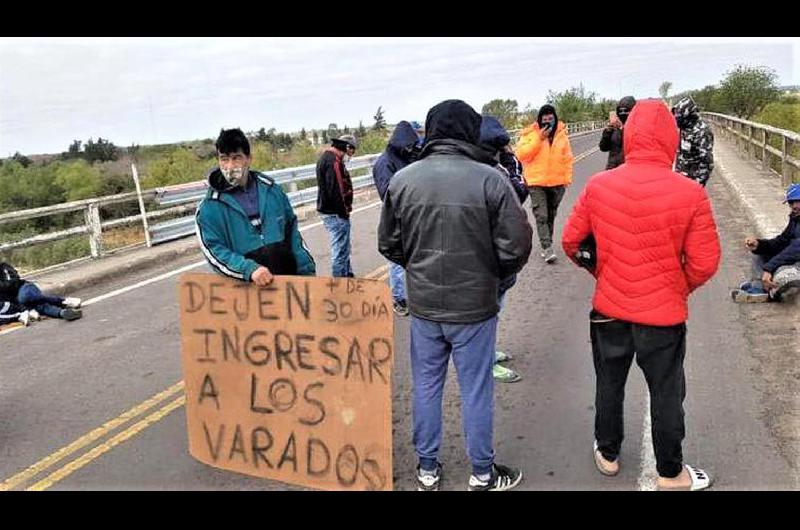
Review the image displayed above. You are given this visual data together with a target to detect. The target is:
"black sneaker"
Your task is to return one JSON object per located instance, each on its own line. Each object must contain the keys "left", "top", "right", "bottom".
{"left": 468, "top": 464, "right": 523, "bottom": 491}
{"left": 59, "top": 308, "right": 83, "bottom": 321}
{"left": 416, "top": 463, "right": 442, "bottom": 491}
{"left": 393, "top": 299, "right": 409, "bottom": 317}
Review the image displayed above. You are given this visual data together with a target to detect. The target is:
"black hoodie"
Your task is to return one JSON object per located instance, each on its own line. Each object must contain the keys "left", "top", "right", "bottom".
{"left": 479, "top": 116, "right": 528, "bottom": 204}
{"left": 372, "top": 121, "right": 420, "bottom": 200}
{"left": 378, "top": 100, "right": 533, "bottom": 323}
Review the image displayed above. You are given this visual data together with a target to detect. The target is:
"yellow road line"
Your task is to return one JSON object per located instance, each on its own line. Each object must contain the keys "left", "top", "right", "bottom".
{"left": 27, "top": 395, "right": 187, "bottom": 491}
{"left": 0, "top": 381, "right": 184, "bottom": 491}
{"left": 8, "top": 264, "right": 391, "bottom": 491}
{"left": 574, "top": 146, "right": 600, "bottom": 164}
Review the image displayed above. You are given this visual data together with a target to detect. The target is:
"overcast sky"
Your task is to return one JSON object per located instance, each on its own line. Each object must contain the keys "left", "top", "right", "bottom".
{"left": 1, "top": 37, "right": 797, "bottom": 156}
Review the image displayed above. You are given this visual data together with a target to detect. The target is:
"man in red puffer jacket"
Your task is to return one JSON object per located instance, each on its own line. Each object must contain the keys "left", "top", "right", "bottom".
{"left": 562, "top": 99, "right": 721, "bottom": 491}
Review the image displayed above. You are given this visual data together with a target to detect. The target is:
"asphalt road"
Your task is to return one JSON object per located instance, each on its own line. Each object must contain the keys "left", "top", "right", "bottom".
{"left": 1, "top": 131, "right": 796, "bottom": 491}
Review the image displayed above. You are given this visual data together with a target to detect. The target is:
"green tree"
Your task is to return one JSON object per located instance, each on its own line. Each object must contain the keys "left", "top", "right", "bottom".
{"left": 373, "top": 106, "right": 387, "bottom": 130}
{"left": 756, "top": 100, "right": 800, "bottom": 134}
{"left": 312, "top": 130, "right": 319, "bottom": 145}
{"left": 327, "top": 123, "right": 340, "bottom": 141}
{"left": 658, "top": 81, "right": 673, "bottom": 103}
{"left": 299, "top": 128, "right": 307, "bottom": 142}
{"left": 54, "top": 159, "right": 104, "bottom": 201}
{"left": 481, "top": 99, "right": 519, "bottom": 130}
{"left": 250, "top": 141, "right": 278, "bottom": 171}
{"left": 546, "top": 84, "right": 597, "bottom": 122}
{"left": 11, "top": 152, "right": 32, "bottom": 168}
{"left": 143, "top": 147, "right": 211, "bottom": 188}
{"left": 83, "top": 137, "right": 119, "bottom": 163}
{"left": 718, "top": 65, "right": 781, "bottom": 119}
{"left": 321, "top": 130, "right": 329, "bottom": 144}
{"left": 518, "top": 104, "right": 539, "bottom": 128}
{"left": 358, "top": 130, "right": 389, "bottom": 154}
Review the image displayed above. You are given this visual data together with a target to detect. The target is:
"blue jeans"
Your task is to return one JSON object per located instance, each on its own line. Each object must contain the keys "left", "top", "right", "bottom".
{"left": 389, "top": 262, "right": 406, "bottom": 303}
{"left": 17, "top": 283, "right": 64, "bottom": 318}
{"left": 497, "top": 274, "right": 516, "bottom": 311}
{"left": 410, "top": 315, "right": 497, "bottom": 476}
{"left": 321, "top": 214, "right": 352, "bottom": 277}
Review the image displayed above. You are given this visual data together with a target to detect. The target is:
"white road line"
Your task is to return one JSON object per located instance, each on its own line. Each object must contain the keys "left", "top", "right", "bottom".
{"left": 6, "top": 146, "right": 601, "bottom": 337}
{"left": 83, "top": 261, "right": 206, "bottom": 306}
{"left": 1, "top": 200, "right": 385, "bottom": 337}
{"left": 637, "top": 394, "right": 658, "bottom": 490}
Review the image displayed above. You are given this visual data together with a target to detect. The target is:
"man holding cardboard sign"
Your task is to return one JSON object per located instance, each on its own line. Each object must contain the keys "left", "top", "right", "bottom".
{"left": 179, "top": 273, "right": 394, "bottom": 490}
{"left": 195, "top": 128, "right": 316, "bottom": 286}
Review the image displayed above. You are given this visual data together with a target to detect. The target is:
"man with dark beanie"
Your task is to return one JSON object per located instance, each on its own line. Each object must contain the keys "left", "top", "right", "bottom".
{"left": 379, "top": 100, "right": 532, "bottom": 491}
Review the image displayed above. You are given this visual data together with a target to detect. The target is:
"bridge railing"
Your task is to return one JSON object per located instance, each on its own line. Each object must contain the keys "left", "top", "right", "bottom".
{"left": 702, "top": 112, "right": 800, "bottom": 186}
{"left": 0, "top": 123, "right": 605, "bottom": 268}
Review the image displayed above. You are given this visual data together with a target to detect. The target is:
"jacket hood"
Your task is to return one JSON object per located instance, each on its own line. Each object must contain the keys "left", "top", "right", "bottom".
{"left": 424, "top": 99, "right": 482, "bottom": 145}
{"left": 388, "top": 121, "right": 421, "bottom": 153}
{"left": 479, "top": 116, "right": 511, "bottom": 150}
{"left": 623, "top": 99, "right": 679, "bottom": 167}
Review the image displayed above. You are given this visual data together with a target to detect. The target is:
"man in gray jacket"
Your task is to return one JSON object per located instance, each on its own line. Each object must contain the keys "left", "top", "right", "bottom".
{"left": 378, "top": 99, "right": 533, "bottom": 491}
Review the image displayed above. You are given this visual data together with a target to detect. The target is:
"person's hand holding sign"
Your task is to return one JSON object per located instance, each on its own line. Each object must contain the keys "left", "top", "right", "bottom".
{"left": 251, "top": 266, "right": 274, "bottom": 287}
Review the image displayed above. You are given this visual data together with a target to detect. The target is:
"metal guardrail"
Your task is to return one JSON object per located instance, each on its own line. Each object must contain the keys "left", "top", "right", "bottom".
{"left": 0, "top": 123, "right": 605, "bottom": 261}
{"left": 148, "top": 173, "right": 377, "bottom": 245}
{"left": 702, "top": 112, "right": 800, "bottom": 186}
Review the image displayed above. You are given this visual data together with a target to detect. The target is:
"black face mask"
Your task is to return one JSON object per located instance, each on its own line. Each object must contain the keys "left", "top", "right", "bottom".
{"left": 618, "top": 109, "right": 630, "bottom": 124}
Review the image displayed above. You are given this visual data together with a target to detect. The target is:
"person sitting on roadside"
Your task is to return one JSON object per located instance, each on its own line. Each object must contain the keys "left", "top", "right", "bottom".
{"left": 731, "top": 183, "right": 800, "bottom": 303}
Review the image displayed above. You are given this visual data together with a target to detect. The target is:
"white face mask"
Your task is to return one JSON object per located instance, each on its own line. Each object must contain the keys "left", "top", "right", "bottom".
{"left": 221, "top": 166, "right": 247, "bottom": 187}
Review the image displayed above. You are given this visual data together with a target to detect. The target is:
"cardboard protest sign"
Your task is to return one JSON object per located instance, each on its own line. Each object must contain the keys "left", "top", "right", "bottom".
{"left": 178, "top": 273, "right": 394, "bottom": 491}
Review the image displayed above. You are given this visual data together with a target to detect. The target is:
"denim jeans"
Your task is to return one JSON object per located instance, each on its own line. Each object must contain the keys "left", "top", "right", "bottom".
{"left": 410, "top": 315, "right": 497, "bottom": 476}
{"left": 389, "top": 262, "right": 406, "bottom": 303}
{"left": 321, "top": 214, "right": 352, "bottom": 277}
{"left": 17, "top": 282, "right": 64, "bottom": 318}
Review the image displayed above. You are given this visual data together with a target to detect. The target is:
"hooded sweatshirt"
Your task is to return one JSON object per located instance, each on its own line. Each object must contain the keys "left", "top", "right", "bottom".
{"left": 562, "top": 99, "right": 720, "bottom": 326}
{"left": 373, "top": 121, "right": 420, "bottom": 200}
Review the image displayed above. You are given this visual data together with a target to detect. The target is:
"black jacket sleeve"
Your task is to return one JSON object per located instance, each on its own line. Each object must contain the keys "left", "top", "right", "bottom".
{"left": 486, "top": 172, "right": 533, "bottom": 277}
{"left": 755, "top": 221, "right": 793, "bottom": 257}
{"left": 599, "top": 127, "right": 616, "bottom": 152}
{"left": 316, "top": 153, "right": 348, "bottom": 218}
{"left": 763, "top": 239, "right": 800, "bottom": 273}
{"left": 378, "top": 182, "right": 406, "bottom": 267}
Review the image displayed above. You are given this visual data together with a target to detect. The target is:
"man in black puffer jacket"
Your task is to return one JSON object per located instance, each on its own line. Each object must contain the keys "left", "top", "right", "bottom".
{"left": 378, "top": 100, "right": 532, "bottom": 492}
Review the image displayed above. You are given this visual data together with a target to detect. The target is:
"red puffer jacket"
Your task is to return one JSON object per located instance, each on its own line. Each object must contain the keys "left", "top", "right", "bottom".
{"left": 562, "top": 99, "right": 720, "bottom": 326}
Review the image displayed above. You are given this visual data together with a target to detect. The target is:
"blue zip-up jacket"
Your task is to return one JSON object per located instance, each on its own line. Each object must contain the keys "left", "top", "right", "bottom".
{"left": 754, "top": 214, "right": 800, "bottom": 273}
{"left": 195, "top": 168, "right": 315, "bottom": 281}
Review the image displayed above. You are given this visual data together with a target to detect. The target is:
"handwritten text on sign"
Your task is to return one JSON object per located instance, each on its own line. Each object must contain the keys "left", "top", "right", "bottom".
{"left": 178, "top": 273, "right": 394, "bottom": 490}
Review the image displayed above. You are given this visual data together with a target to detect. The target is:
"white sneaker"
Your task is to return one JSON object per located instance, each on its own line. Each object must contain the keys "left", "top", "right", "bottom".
{"left": 19, "top": 311, "right": 31, "bottom": 326}
{"left": 63, "top": 297, "right": 82, "bottom": 309}
{"left": 28, "top": 309, "right": 42, "bottom": 321}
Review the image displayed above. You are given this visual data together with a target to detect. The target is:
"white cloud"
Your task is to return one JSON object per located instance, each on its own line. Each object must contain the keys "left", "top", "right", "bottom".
{"left": 0, "top": 37, "right": 794, "bottom": 155}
